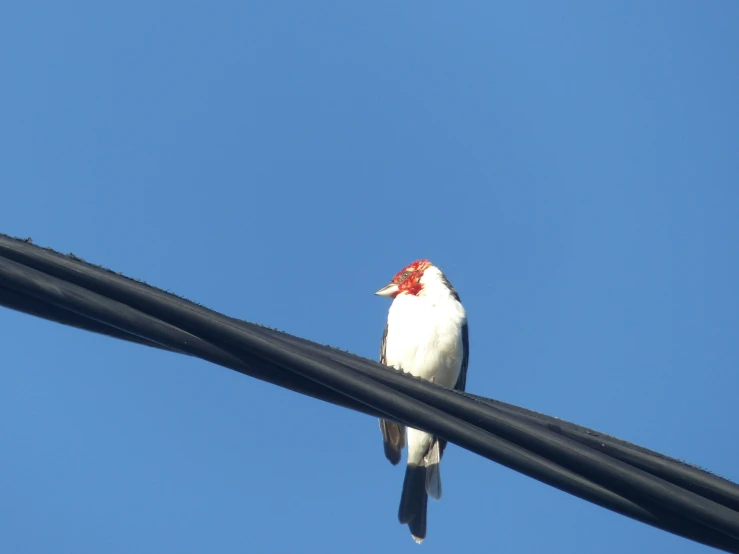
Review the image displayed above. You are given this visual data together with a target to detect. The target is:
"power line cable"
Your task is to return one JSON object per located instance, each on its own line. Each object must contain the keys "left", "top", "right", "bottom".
{"left": 1, "top": 234, "right": 737, "bottom": 552}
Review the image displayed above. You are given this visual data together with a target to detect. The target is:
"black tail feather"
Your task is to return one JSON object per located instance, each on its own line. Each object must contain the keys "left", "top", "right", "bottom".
{"left": 399, "top": 465, "right": 428, "bottom": 543}
{"left": 407, "top": 492, "right": 427, "bottom": 543}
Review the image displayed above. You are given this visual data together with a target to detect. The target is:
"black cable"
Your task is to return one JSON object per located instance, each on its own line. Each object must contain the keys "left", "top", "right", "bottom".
{"left": 0, "top": 256, "right": 383, "bottom": 421}
{"left": 0, "top": 254, "right": 726, "bottom": 549}
{"left": 6, "top": 239, "right": 732, "bottom": 512}
{"left": 1, "top": 234, "right": 737, "bottom": 552}
{"left": 482, "top": 397, "right": 739, "bottom": 513}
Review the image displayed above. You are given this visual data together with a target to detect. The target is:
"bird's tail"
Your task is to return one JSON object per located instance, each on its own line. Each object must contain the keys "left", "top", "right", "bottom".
{"left": 398, "top": 464, "right": 428, "bottom": 544}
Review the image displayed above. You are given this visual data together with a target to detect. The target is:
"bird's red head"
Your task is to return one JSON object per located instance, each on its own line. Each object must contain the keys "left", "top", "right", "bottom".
{"left": 375, "top": 259, "right": 432, "bottom": 298}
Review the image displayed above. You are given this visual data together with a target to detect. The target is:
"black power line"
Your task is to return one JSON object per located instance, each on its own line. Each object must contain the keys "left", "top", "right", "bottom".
{"left": 1, "top": 234, "right": 737, "bottom": 552}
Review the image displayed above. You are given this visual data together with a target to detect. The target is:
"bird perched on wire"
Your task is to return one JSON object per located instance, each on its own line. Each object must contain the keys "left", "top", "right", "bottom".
{"left": 375, "top": 259, "right": 469, "bottom": 544}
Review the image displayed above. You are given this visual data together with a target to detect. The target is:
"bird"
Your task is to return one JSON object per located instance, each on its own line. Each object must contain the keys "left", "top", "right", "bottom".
{"left": 375, "top": 259, "right": 469, "bottom": 544}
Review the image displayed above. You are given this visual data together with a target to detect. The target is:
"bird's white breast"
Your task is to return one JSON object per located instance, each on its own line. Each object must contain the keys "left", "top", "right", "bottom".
{"left": 384, "top": 292, "right": 466, "bottom": 388}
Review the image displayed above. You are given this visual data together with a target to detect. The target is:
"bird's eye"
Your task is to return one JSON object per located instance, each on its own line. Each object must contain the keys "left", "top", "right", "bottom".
{"left": 401, "top": 271, "right": 410, "bottom": 280}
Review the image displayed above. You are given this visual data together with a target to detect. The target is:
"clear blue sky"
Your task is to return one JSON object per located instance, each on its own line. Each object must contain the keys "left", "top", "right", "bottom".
{"left": 1, "top": 2, "right": 737, "bottom": 553}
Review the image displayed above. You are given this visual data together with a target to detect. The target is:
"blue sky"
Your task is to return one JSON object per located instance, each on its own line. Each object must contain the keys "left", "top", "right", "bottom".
{"left": 1, "top": 2, "right": 738, "bottom": 553}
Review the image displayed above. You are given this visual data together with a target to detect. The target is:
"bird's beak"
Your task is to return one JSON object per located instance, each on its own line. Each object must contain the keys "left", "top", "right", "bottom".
{"left": 375, "top": 282, "right": 399, "bottom": 297}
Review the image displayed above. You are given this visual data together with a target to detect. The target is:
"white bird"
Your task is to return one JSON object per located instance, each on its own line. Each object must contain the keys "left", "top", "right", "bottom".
{"left": 375, "top": 259, "right": 469, "bottom": 544}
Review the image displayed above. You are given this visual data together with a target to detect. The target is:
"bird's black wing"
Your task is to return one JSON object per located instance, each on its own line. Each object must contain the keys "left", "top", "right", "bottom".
{"left": 454, "top": 321, "right": 469, "bottom": 392}
{"left": 439, "top": 275, "right": 469, "bottom": 393}
{"left": 379, "top": 322, "right": 406, "bottom": 465}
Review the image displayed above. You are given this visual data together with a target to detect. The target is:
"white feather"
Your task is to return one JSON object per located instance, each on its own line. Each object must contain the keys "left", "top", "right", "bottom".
{"left": 424, "top": 440, "right": 442, "bottom": 500}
